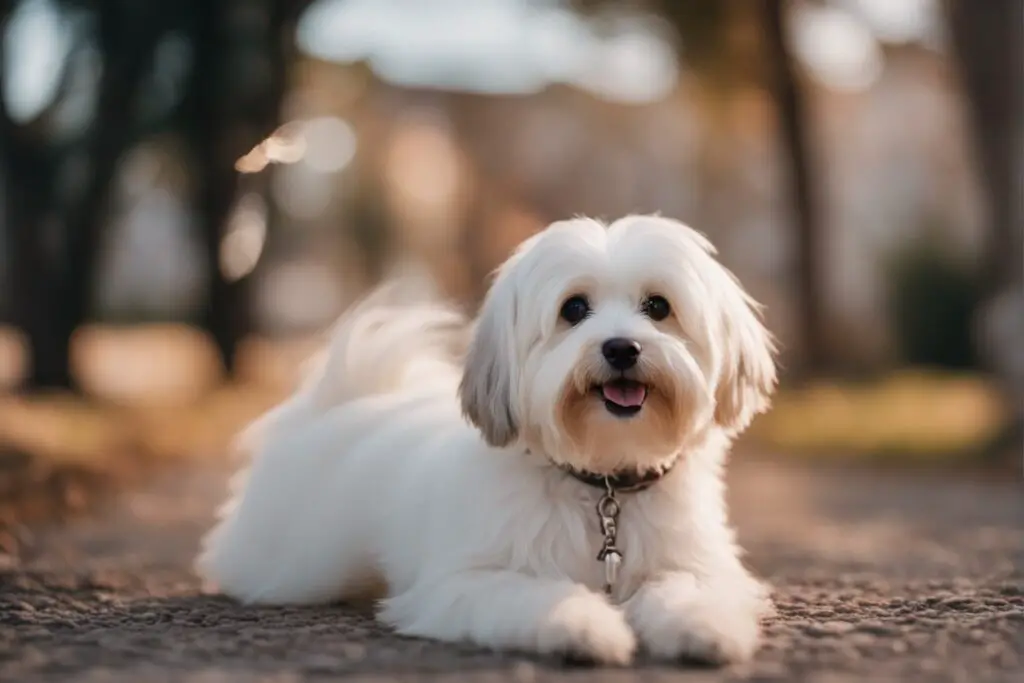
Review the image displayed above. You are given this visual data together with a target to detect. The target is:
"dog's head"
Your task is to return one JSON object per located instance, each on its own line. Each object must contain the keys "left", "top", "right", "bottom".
{"left": 459, "top": 215, "right": 776, "bottom": 475}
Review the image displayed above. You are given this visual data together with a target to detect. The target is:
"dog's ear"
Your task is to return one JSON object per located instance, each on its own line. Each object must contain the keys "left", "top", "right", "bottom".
{"left": 713, "top": 284, "right": 778, "bottom": 435}
{"left": 459, "top": 267, "right": 520, "bottom": 447}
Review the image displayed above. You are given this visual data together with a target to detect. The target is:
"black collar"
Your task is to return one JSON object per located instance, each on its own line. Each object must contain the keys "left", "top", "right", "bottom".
{"left": 560, "top": 460, "right": 676, "bottom": 493}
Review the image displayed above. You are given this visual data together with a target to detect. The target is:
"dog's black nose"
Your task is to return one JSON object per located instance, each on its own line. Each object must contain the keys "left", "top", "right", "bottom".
{"left": 601, "top": 338, "right": 641, "bottom": 370}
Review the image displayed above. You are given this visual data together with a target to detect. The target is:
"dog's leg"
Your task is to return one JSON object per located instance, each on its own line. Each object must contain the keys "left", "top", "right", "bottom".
{"left": 379, "top": 570, "right": 636, "bottom": 664}
{"left": 625, "top": 570, "right": 771, "bottom": 664}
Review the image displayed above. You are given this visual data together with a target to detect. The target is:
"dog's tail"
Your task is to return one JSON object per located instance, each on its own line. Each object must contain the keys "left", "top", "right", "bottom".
{"left": 304, "top": 279, "right": 468, "bottom": 409}
{"left": 236, "top": 277, "right": 469, "bottom": 455}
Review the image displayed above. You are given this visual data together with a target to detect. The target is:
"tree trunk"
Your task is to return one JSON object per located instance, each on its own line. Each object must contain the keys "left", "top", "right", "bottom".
{"left": 1, "top": 2, "right": 165, "bottom": 392}
{"left": 186, "top": 1, "right": 242, "bottom": 375}
{"left": 55, "top": 4, "right": 164, "bottom": 370}
{"left": 185, "top": 0, "right": 304, "bottom": 376}
{"left": 0, "top": 6, "right": 76, "bottom": 390}
{"left": 760, "top": 0, "right": 828, "bottom": 374}
{"left": 945, "top": 0, "right": 1024, "bottom": 460}
{"left": 946, "top": 0, "right": 1024, "bottom": 296}
{"left": 16, "top": 223, "right": 77, "bottom": 391}
{"left": 0, "top": 118, "right": 74, "bottom": 389}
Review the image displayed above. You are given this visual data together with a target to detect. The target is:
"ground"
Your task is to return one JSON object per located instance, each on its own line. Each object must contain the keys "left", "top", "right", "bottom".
{"left": 0, "top": 455, "right": 1021, "bottom": 683}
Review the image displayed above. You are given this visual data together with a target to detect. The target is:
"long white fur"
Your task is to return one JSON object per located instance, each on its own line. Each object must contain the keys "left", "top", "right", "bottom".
{"left": 197, "top": 214, "right": 777, "bottom": 665}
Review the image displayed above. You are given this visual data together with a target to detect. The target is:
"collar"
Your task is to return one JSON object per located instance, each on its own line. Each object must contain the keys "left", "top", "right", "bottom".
{"left": 559, "top": 460, "right": 677, "bottom": 493}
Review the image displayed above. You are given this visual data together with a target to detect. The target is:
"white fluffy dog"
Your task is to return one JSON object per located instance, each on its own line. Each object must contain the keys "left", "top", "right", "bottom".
{"left": 197, "top": 214, "right": 777, "bottom": 666}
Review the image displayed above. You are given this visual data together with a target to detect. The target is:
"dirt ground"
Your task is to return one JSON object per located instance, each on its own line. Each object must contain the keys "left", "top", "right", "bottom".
{"left": 1, "top": 454, "right": 1021, "bottom": 683}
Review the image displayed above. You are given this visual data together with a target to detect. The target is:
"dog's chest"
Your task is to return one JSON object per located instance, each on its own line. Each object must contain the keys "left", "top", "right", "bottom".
{"left": 517, "top": 493, "right": 670, "bottom": 600}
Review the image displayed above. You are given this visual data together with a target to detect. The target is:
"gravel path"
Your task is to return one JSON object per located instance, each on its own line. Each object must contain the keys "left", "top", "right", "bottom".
{"left": 1, "top": 455, "right": 1021, "bottom": 683}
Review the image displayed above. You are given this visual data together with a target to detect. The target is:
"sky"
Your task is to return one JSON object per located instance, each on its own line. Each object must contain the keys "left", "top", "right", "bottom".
{"left": 296, "top": 0, "right": 680, "bottom": 103}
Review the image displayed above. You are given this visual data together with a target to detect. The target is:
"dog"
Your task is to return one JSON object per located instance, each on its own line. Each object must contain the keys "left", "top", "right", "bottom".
{"left": 196, "top": 214, "right": 777, "bottom": 665}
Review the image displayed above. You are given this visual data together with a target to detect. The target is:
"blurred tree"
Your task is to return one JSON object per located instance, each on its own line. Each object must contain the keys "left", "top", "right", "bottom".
{"left": 944, "top": 0, "right": 1024, "bottom": 454}
{"left": 885, "top": 233, "right": 982, "bottom": 369}
{"left": 181, "top": 0, "right": 307, "bottom": 375}
{"left": 0, "top": 0, "right": 308, "bottom": 391}
{"left": 944, "top": 0, "right": 1023, "bottom": 297}
{"left": 758, "top": 0, "right": 826, "bottom": 373}
{"left": 1, "top": 1, "right": 172, "bottom": 391}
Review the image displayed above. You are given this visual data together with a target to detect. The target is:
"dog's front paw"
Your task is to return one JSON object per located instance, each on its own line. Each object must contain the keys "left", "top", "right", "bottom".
{"left": 627, "top": 573, "right": 767, "bottom": 665}
{"left": 537, "top": 592, "right": 637, "bottom": 666}
{"left": 637, "top": 603, "right": 761, "bottom": 664}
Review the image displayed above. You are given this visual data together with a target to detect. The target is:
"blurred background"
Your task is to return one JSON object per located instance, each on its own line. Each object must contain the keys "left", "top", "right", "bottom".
{"left": 0, "top": 0, "right": 1020, "bottom": 530}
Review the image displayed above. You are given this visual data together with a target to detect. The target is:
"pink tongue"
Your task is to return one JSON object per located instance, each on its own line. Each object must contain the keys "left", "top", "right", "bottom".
{"left": 602, "top": 382, "right": 647, "bottom": 407}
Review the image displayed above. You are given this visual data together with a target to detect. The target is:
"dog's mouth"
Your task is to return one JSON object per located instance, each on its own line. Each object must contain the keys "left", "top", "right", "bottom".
{"left": 592, "top": 378, "right": 648, "bottom": 417}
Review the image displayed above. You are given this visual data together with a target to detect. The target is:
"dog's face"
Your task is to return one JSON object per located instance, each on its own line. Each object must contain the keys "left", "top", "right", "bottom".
{"left": 460, "top": 215, "right": 776, "bottom": 475}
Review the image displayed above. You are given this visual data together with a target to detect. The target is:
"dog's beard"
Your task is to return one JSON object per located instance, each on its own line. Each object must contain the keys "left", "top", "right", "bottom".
{"left": 527, "top": 346, "right": 711, "bottom": 476}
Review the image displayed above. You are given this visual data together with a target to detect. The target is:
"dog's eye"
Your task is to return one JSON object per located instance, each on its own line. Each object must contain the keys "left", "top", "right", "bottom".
{"left": 559, "top": 295, "right": 591, "bottom": 326}
{"left": 641, "top": 295, "right": 671, "bottom": 321}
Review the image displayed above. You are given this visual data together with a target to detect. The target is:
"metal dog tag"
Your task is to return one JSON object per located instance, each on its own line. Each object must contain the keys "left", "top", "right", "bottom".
{"left": 596, "top": 480, "right": 622, "bottom": 595}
